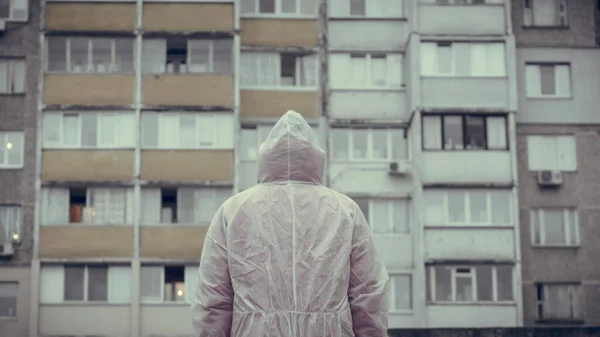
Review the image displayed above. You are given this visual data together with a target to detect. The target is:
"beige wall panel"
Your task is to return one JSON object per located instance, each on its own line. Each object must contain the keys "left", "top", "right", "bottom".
{"left": 241, "top": 19, "right": 318, "bottom": 47}
{"left": 142, "top": 75, "right": 233, "bottom": 107}
{"left": 140, "top": 150, "right": 233, "bottom": 181}
{"left": 140, "top": 227, "right": 207, "bottom": 259}
{"left": 44, "top": 75, "right": 134, "bottom": 105}
{"left": 143, "top": 3, "right": 234, "bottom": 32}
{"left": 39, "top": 226, "right": 133, "bottom": 258}
{"left": 240, "top": 90, "right": 318, "bottom": 118}
{"left": 42, "top": 150, "right": 134, "bottom": 181}
{"left": 46, "top": 3, "right": 136, "bottom": 31}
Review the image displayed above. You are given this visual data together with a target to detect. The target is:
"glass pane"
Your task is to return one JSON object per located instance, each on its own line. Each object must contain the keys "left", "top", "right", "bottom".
{"left": 465, "top": 116, "right": 485, "bottom": 149}
{"left": 455, "top": 274, "right": 473, "bottom": 302}
{"left": 392, "top": 200, "right": 409, "bottom": 233}
{"left": 540, "top": 65, "right": 556, "bottom": 95}
{"left": 259, "top": 0, "right": 275, "bottom": 13}
{"left": 490, "top": 190, "right": 511, "bottom": 224}
{"left": 350, "top": 56, "right": 367, "bottom": 86}
{"left": 370, "top": 56, "right": 386, "bottom": 86}
{"left": 115, "top": 38, "right": 134, "bottom": 72}
{"left": 213, "top": 40, "right": 232, "bottom": 73}
{"left": 568, "top": 210, "right": 578, "bottom": 245}
{"left": 87, "top": 266, "right": 108, "bottom": 301}
{"left": 544, "top": 209, "right": 566, "bottom": 244}
{"left": 496, "top": 266, "right": 513, "bottom": 301}
{"left": 331, "top": 129, "right": 349, "bottom": 160}
{"left": 545, "top": 285, "right": 573, "bottom": 319}
{"left": 443, "top": 116, "right": 463, "bottom": 150}
{"left": 70, "top": 38, "right": 89, "bottom": 73}
{"left": 423, "top": 116, "right": 442, "bottom": 150}
{"left": 469, "top": 191, "right": 488, "bottom": 223}
{"left": 434, "top": 266, "right": 452, "bottom": 301}
{"left": 476, "top": 266, "right": 493, "bottom": 301}
{"left": 142, "top": 113, "right": 159, "bottom": 147}
{"left": 91, "top": 38, "right": 111, "bottom": 73}
{"left": 282, "top": 0, "right": 295, "bottom": 13}
{"left": 241, "top": 0, "right": 255, "bottom": 13}
{"left": 62, "top": 115, "right": 79, "bottom": 146}
{"left": 437, "top": 45, "right": 453, "bottom": 74}
{"left": 240, "top": 129, "right": 258, "bottom": 160}
{"left": 0, "top": 282, "right": 17, "bottom": 317}
{"left": 140, "top": 267, "right": 162, "bottom": 301}
{"left": 532, "top": 210, "right": 541, "bottom": 244}
{"left": 354, "top": 199, "right": 369, "bottom": 222}
{"left": 80, "top": 114, "right": 98, "bottom": 147}
{"left": 447, "top": 191, "right": 465, "bottom": 223}
{"left": 393, "top": 275, "right": 412, "bottom": 310}
{"left": 179, "top": 115, "right": 196, "bottom": 148}
{"left": 371, "top": 201, "right": 390, "bottom": 233}
{"left": 391, "top": 129, "right": 406, "bottom": 159}
{"left": 371, "top": 130, "right": 387, "bottom": 160}
{"left": 64, "top": 266, "right": 85, "bottom": 301}
{"left": 5, "top": 133, "right": 22, "bottom": 166}
{"left": 99, "top": 115, "right": 117, "bottom": 147}
{"left": 350, "top": 0, "right": 365, "bottom": 15}
{"left": 352, "top": 129, "right": 368, "bottom": 159}
{"left": 47, "top": 37, "right": 67, "bottom": 72}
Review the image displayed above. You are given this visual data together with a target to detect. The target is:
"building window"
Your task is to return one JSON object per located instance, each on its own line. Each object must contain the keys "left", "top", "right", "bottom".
{"left": 523, "top": 0, "right": 568, "bottom": 27}
{"left": 239, "top": 126, "right": 272, "bottom": 161}
{"left": 141, "top": 187, "right": 232, "bottom": 225}
{"left": 530, "top": 208, "right": 579, "bottom": 246}
{"left": 436, "top": 0, "right": 486, "bottom": 4}
{"left": 142, "top": 38, "right": 232, "bottom": 74}
{"left": 422, "top": 115, "right": 507, "bottom": 150}
{"left": 426, "top": 265, "right": 514, "bottom": 303}
{"left": 46, "top": 37, "right": 135, "bottom": 73}
{"left": 353, "top": 198, "right": 410, "bottom": 234}
{"left": 525, "top": 63, "right": 571, "bottom": 98}
{"left": 0, "top": 282, "right": 18, "bottom": 317}
{"left": 240, "top": 52, "right": 318, "bottom": 88}
{"left": 40, "top": 187, "right": 132, "bottom": 226}
{"left": 0, "top": 131, "right": 24, "bottom": 169}
{"left": 0, "top": 206, "right": 21, "bottom": 244}
{"left": 140, "top": 265, "right": 198, "bottom": 303}
{"left": 420, "top": 42, "right": 506, "bottom": 76}
{"left": 526, "top": 135, "right": 576, "bottom": 171}
{"left": 390, "top": 274, "right": 412, "bottom": 311}
{"left": 240, "top": 0, "right": 317, "bottom": 16}
{"left": 331, "top": 128, "right": 406, "bottom": 161}
{"left": 42, "top": 112, "right": 135, "bottom": 149}
{"left": 40, "top": 265, "right": 131, "bottom": 304}
{"left": 141, "top": 112, "right": 234, "bottom": 149}
{"left": 424, "top": 189, "right": 513, "bottom": 226}
{"left": 329, "top": 0, "right": 403, "bottom": 17}
{"left": 0, "top": 0, "right": 27, "bottom": 21}
{"left": 536, "top": 283, "right": 582, "bottom": 321}
{"left": 329, "top": 53, "right": 402, "bottom": 89}
{"left": 0, "top": 59, "right": 25, "bottom": 94}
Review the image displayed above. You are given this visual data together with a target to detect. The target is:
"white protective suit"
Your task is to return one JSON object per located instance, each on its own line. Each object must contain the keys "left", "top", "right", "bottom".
{"left": 191, "top": 110, "right": 390, "bottom": 337}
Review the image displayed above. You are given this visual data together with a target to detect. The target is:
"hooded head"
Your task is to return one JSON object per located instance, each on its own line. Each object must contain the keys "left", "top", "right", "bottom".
{"left": 257, "top": 110, "right": 325, "bottom": 184}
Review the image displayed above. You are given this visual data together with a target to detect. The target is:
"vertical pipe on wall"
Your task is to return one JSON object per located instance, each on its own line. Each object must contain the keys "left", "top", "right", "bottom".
{"left": 318, "top": 0, "right": 329, "bottom": 186}
{"left": 233, "top": 0, "right": 241, "bottom": 194}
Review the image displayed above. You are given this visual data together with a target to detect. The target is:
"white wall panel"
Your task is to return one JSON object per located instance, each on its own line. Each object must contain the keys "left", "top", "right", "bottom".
{"left": 329, "top": 162, "right": 412, "bottom": 195}
{"left": 424, "top": 228, "right": 515, "bottom": 260}
{"left": 40, "top": 306, "right": 130, "bottom": 337}
{"left": 329, "top": 91, "right": 408, "bottom": 120}
{"left": 426, "top": 305, "right": 518, "bottom": 327}
{"left": 328, "top": 20, "right": 408, "bottom": 51}
{"left": 421, "top": 77, "right": 509, "bottom": 109}
{"left": 421, "top": 151, "right": 512, "bottom": 184}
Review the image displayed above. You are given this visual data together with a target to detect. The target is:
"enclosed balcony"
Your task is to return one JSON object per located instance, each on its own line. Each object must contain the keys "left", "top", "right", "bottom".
{"left": 418, "top": 1, "right": 506, "bottom": 36}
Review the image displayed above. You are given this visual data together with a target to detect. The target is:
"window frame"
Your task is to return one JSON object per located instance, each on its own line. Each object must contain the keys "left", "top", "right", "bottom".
{"left": 525, "top": 62, "right": 572, "bottom": 98}
{"left": 530, "top": 208, "right": 579, "bottom": 247}
{"left": 240, "top": 0, "right": 318, "bottom": 17}
{"left": 421, "top": 41, "right": 507, "bottom": 77}
{"left": 435, "top": 0, "right": 488, "bottom": 4}
{"left": 523, "top": 0, "right": 568, "bottom": 28}
{"left": 140, "top": 265, "right": 197, "bottom": 304}
{"left": 421, "top": 114, "right": 509, "bottom": 151}
{"left": 353, "top": 198, "right": 411, "bottom": 234}
{"left": 526, "top": 135, "right": 577, "bottom": 171}
{"left": 0, "top": 131, "right": 24, "bottom": 169}
{"left": 0, "top": 58, "right": 26, "bottom": 94}
{"left": 388, "top": 273, "right": 413, "bottom": 313}
{"left": 330, "top": 128, "right": 406, "bottom": 162}
{"left": 0, "top": 281, "right": 18, "bottom": 318}
{"left": 329, "top": 0, "right": 405, "bottom": 18}
{"left": 536, "top": 283, "right": 583, "bottom": 322}
{"left": 0, "top": 0, "right": 28, "bottom": 22}
{"left": 240, "top": 52, "right": 319, "bottom": 90}
{"left": 427, "top": 265, "right": 514, "bottom": 303}
{"left": 63, "top": 264, "right": 110, "bottom": 303}
{"left": 56, "top": 187, "right": 131, "bottom": 226}
{"left": 349, "top": 53, "right": 395, "bottom": 88}
{"left": 424, "top": 189, "right": 514, "bottom": 226}
{"left": 45, "top": 36, "right": 135, "bottom": 74}
{"left": 0, "top": 205, "right": 22, "bottom": 244}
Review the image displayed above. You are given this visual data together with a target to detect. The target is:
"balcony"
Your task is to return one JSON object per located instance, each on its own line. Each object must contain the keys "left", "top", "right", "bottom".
{"left": 240, "top": 90, "right": 318, "bottom": 119}
{"left": 142, "top": 75, "right": 234, "bottom": 107}
{"left": 143, "top": 3, "right": 234, "bottom": 32}
{"left": 328, "top": 20, "right": 408, "bottom": 51}
{"left": 424, "top": 228, "right": 515, "bottom": 260}
{"left": 421, "top": 77, "right": 509, "bottom": 109}
{"left": 418, "top": 3, "right": 506, "bottom": 36}
{"left": 140, "top": 150, "right": 234, "bottom": 182}
{"left": 42, "top": 150, "right": 134, "bottom": 182}
{"left": 45, "top": 3, "right": 135, "bottom": 32}
{"left": 241, "top": 19, "right": 318, "bottom": 47}
{"left": 39, "top": 226, "right": 133, "bottom": 258}
{"left": 329, "top": 90, "right": 408, "bottom": 120}
{"left": 421, "top": 151, "right": 512, "bottom": 184}
{"left": 140, "top": 227, "right": 207, "bottom": 259}
{"left": 44, "top": 74, "right": 134, "bottom": 106}
{"left": 40, "top": 306, "right": 130, "bottom": 337}
{"left": 426, "top": 305, "right": 517, "bottom": 327}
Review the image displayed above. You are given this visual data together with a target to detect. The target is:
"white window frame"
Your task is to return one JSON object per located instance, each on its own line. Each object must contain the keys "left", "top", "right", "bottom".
{"left": 434, "top": 0, "right": 489, "bottom": 4}
{"left": 354, "top": 198, "right": 411, "bottom": 234}
{"left": 530, "top": 208, "right": 579, "bottom": 247}
{"left": 348, "top": 53, "right": 399, "bottom": 88}
{"left": 0, "top": 131, "right": 24, "bottom": 169}
{"left": 63, "top": 265, "right": 110, "bottom": 303}
{"left": 427, "top": 265, "right": 514, "bottom": 303}
{"left": 422, "top": 114, "right": 508, "bottom": 151}
{"left": 330, "top": 128, "right": 406, "bottom": 162}
{"left": 187, "top": 39, "right": 233, "bottom": 74}
{"left": 389, "top": 273, "right": 412, "bottom": 313}
{"left": 329, "top": 0, "right": 404, "bottom": 18}
{"left": 42, "top": 112, "right": 134, "bottom": 149}
{"left": 526, "top": 135, "right": 576, "bottom": 171}
{"left": 424, "top": 189, "right": 514, "bottom": 226}
{"left": 0, "top": 58, "right": 26, "bottom": 94}
{"left": 45, "top": 37, "right": 135, "bottom": 73}
{"left": 240, "top": 0, "right": 317, "bottom": 17}
{"left": 421, "top": 42, "right": 506, "bottom": 77}
{"left": 240, "top": 52, "right": 318, "bottom": 90}
{"left": 0, "top": 0, "right": 28, "bottom": 22}
{"left": 536, "top": 283, "right": 583, "bottom": 321}
{"left": 140, "top": 265, "right": 198, "bottom": 304}
{"left": 0, "top": 281, "right": 18, "bottom": 318}
{"left": 0, "top": 205, "right": 22, "bottom": 244}
{"left": 525, "top": 63, "right": 571, "bottom": 98}
{"left": 523, "top": 0, "right": 568, "bottom": 27}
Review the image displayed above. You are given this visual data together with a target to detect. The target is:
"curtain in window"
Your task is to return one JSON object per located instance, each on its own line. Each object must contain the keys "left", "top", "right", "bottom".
{"left": 486, "top": 43, "right": 506, "bottom": 76}
{"left": 92, "top": 38, "right": 112, "bottom": 73}
{"left": 420, "top": 43, "right": 437, "bottom": 76}
{"left": 0, "top": 207, "right": 20, "bottom": 243}
{"left": 188, "top": 40, "right": 210, "bottom": 73}
{"left": 241, "top": 0, "right": 255, "bottom": 13}
{"left": 197, "top": 114, "right": 215, "bottom": 147}
{"left": 371, "top": 200, "right": 390, "bottom": 233}
{"left": 115, "top": 38, "right": 134, "bottom": 72}
{"left": 545, "top": 285, "right": 574, "bottom": 319}
{"left": 370, "top": 56, "right": 387, "bottom": 86}
{"left": 240, "top": 53, "right": 258, "bottom": 85}
{"left": 532, "top": 0, "right": 558, "bottom": 26}
{"left": 6, "top": 132, "right": 23, "bottom": 166}
{"left": 557, "top": 136, "right": 577, "bottom": 171}
{"left": 12, "top": 60, "right": 25, "bottom": 92}
{"left": 141, "top": 188, "right": 161, "bottom": 225}
{"left": 70, "top": 38, "right": 90, "bottom": 73}
{"left": 179, "top": 115, "right": 197, "bottom": 148}
{"left": 258, "top": 53, "right": 278, "bottom": 85}
{"left": 90, "top": 188, "right": 109, "bottom": 224}
{"left": 300, "top": 0, "right": 317, "bottom": 14}
{"left": 392, "top": 200, "right": 409, "bottom": 233}
{"left": 195, "top": 189, "right": 218, "bottom": 223}
{"left": 108, "top": 266, "right": 132, "bottom": 304}
{"left": 350, "top": 56, "right": 367, "bottom": 86}
{"left": 386, "top": 54, "right": 403, "bottom": 87}
{"left": 300, "top": 54, "right": 318, "bottom": 87}
{"left": 40, "top": 266, "right": 65, "bottom": 304}
{"left": 525, "top": 65, "right": 541, "bottom": 97}
{"left": 47, "top": 37, "right": 67, "bottom": 72}
{"left": 41, "top": 188, "right": 69, "bottom": 225}
{"left": 213, "top": 40, "right": 233, "bottom": 74}
{"left": 142, "top": 39, "right": 167, "bottom": 73}
{"left": 554, "top": 65, "right": 571, "bottom": 97}
{"left": 486, "top": 117, "right": 507, "bottom": 149}
{"left": 453, "top": 43, "right": 470, "bottom": 76}
{"left": 107, "top": 188, "right": 126, "bottom": 224}
{"left": 422, "top": 116, "right": 442, "bottom": 150}
{"left": 140, "top": 267, "right": 162, "bottom": 302}
{"left": 43, "top": 114, "right": 61, "bottom": 147}
{"left": 0, "top": 61, "right": 10, "bottom": 93}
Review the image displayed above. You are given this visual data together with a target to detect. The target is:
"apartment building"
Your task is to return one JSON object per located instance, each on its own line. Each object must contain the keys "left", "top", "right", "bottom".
{"left": 512, "top": 0, "right": 600, "bottom": 326}
{"left": 0, "top": 0, "right": 38, "bottom": 335}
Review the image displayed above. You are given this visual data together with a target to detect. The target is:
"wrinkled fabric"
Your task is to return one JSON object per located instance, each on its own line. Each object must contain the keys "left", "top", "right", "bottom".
{"left": 191, "top": 110, "right": 390, "bottom": 337}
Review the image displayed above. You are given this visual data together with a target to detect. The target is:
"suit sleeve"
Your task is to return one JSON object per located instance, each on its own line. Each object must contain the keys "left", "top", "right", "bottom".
{"left": 191, "top": 206, "right": 234, "bottom": 337}
{"left": 348, "top": 203, "right": 390, "bottom": 337}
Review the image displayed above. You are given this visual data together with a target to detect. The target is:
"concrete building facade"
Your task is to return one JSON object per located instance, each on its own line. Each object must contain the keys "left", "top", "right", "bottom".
{"left": 0, "top": 0, "right": 39, "bottom": 336}
{"left": 512, "top": 0, "right": 600, "bottom": 327}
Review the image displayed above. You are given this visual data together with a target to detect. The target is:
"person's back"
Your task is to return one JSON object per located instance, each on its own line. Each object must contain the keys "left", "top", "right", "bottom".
{"left": 191, "top": 110, "right": 390, "bottom": 337}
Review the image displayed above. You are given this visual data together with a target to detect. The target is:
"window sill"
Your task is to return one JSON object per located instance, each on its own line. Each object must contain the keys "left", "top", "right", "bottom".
{"left": 330, "top": 159, "right": 406, "bottom": 164}
{"left": 141, "top": 222, "right": 210, "bottom": 227}
{"left": 141, "top": 147, "right": 232, "bottom": 151}
{"left": 427, "top": 301, "right": 516, "bottom": 306}
{"left": 141, "top": 302, "right": 191, "bottom": 306}
{"left": 422, "top": 149, "right": 509, "bottom": 152}
{"left": 531, "top": 244, "right": 580, "bottom": 249}
{"left": 328, "top": 16, "right": 406, "bottom": 21}
{"left": 522, "top": 26, "right": 570, "bottom": 30}
{"left": 389, "top": 309, "right": 413, "bottom": 315}
{"left": 240, "top": 14, "right": 317, "bottom": 20}
{"left": 42, "top": 302, "right": 130, "bottom": 306}
{"left": 528, "top": 170, "right": 577, "bottom": 174}
{"left": 45, "top": 71, "right": 135, "bottom": 76}
{"left": 42, "top": 223, "right": 133, "bottom": 227}
{"left": 240, "top": 86, "right": 318, "bottom": 92}
{"left": 331, "top": 87, "right": 406, "bottom": 93}
{"left": 371, "top": 232, "right": 411, "bottom": 237}
{"left": 535, "top": 319, "right": 584, "bottom": 325}
{"left": 421, "top": 75, "right": 507, "bottom": 79}
{"left": 0, "top": 316, "right": 18, "bottom": 321}
{"left": 143, "top": 72, "right": 233, "bottom": 77}
{"left": 526, "top": 96, "right": 573, "bottom": 100}
{"left": 0, "top": 93, "right": 25, "bottom": 96}
{"left": 43, "top": 147, "right": 135, "bottom": 150}
{"left": 0, "top": 166, "right": 24, "bottom": 170}
{"left": 424, "top": 224, "right": 514, "bottom": 229}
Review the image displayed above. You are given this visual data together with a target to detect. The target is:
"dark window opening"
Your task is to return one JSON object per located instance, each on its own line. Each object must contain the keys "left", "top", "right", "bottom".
{"left": 164, "top": 266, "right": 185, "bottom": 302}
{"left": 280, "top": 54, "right": 296, "bottom": 86}
{"left": 69, "top": 188, "right": 87, "bottom": 223}
{"left": 166, "top": 38, "right": 188, "bottom": 74}
{"left": 160, "top": 188, "right": 177, "bottom": 223}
